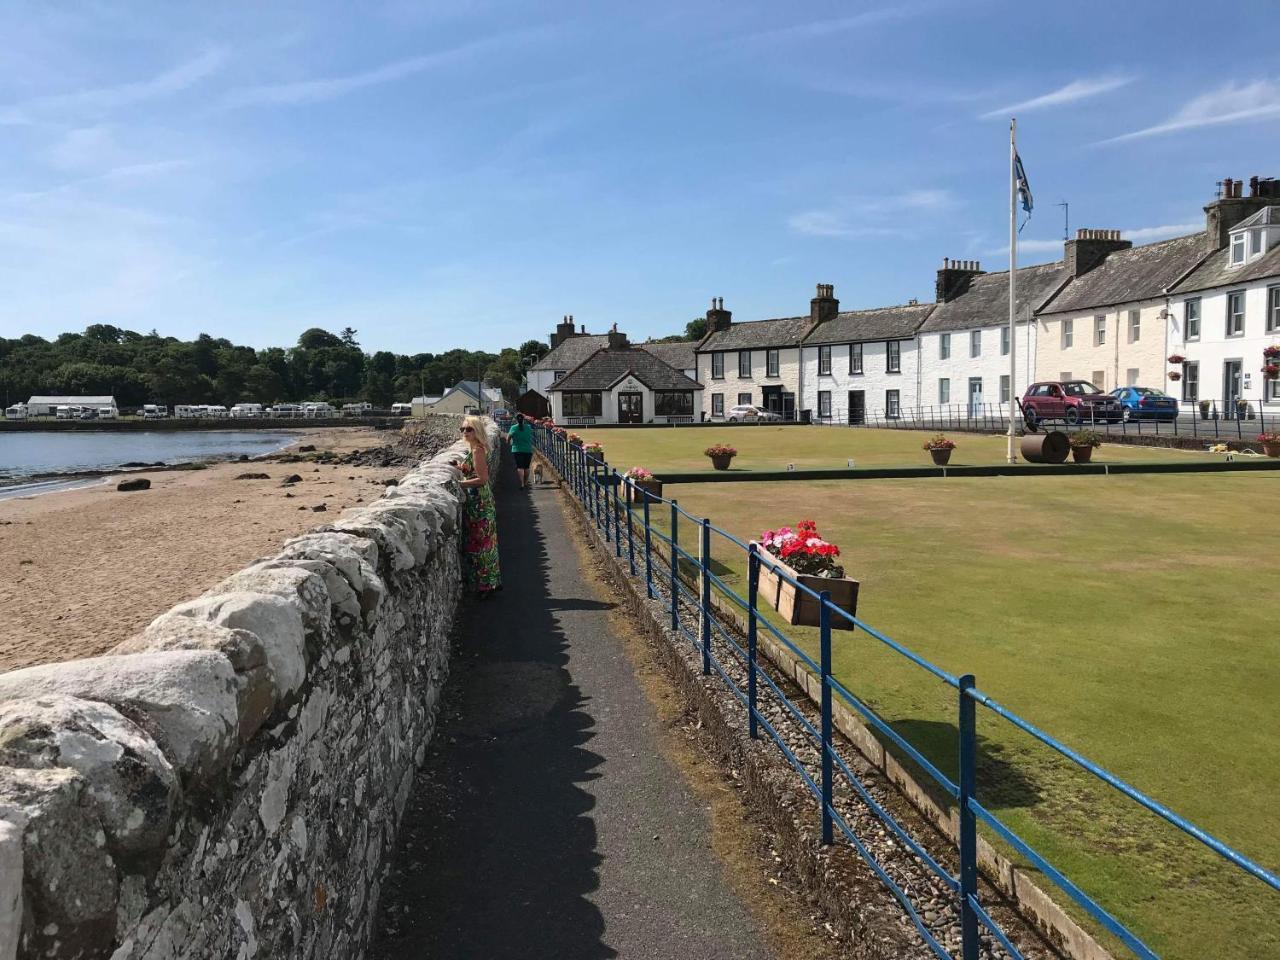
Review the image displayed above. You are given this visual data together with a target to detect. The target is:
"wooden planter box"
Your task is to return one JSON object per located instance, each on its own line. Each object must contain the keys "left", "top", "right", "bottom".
{"left": 753, "top": 548, "right": 859, "bottom": 631}
{"left": 625, "top": 479, "right": 663, "bottom": 503}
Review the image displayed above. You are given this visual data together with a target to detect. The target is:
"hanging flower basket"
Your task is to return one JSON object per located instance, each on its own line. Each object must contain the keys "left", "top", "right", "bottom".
{"left": 754, "top": 521, "right": 858, "bottom": 630}
{"left": 1167, "top": 354, "right": 1186, "bottom": 365}
{"left": 1264, "top": 345, "right": 1280, "bottom": 360}
{"left": 1263, "top": 364, "right": 1280, "bottom": 378}
{"left": 1167, "top": 371, "right": 1182, "bottom": 381}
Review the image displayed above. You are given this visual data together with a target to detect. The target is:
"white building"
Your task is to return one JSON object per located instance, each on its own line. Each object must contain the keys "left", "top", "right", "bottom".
{"left": 1165, "top": 183, "right": 1280, "bottom": 417}
{"left": 800, "top": 301, "right": 933, "bottom": 422}
{"left": 26, "top": 395, "right": 118, "bottom": 417}
{"left": 548, "top": 332, "right": 701, "bottom": 424}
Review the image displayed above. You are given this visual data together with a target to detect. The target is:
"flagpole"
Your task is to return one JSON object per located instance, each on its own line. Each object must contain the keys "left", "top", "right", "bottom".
{"left": 1007, "top": 118, "right": 1018, "bottom": 463}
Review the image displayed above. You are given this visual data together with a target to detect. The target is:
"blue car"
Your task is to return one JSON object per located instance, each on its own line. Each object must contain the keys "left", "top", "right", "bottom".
{"left": 1108, "top": 386, "right": 1179, "bottom": 422}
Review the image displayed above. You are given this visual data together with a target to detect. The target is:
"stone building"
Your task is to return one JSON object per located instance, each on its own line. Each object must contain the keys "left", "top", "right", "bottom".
{"left": 548, "top": 329, "right": 702, "bottom": 424}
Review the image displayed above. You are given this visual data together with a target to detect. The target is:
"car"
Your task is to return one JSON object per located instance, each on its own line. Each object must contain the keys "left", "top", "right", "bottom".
{"left": 1108, "top": 386, "right": 1180, "bottom": 422}
{"left": 727, "top": 404, "right": 781, "bottom": 422}
{"left": 1020, "top": 380, "right": 1123, "bottom": 430}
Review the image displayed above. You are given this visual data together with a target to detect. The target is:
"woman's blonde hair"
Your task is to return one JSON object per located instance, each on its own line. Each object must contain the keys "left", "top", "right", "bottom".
{"left": 461, "top": 414, "right": 485, "bottom": 439}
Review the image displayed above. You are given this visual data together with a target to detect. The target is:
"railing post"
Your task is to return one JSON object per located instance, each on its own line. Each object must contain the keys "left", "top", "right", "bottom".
{"left": 624, "top": 477, "right": 636, "bottom": 574}
{"left": 820, "top": 592, "right": 833, "bottom": 845}
{"left": 612, "top": 470, "right": 623, "bottom": 558}
{"left": 700, "top": 518, "right": 712, "bottom": 675}
{"left": 670, "top": 500, "right": 680, "bottom": 631}
{"left": 748, "top": 544, "right": 759, "bottom": 740}
{"left": 643, "top": 489, "right": 654, "bottom": 599}
{"left": 958, "top": 673, "right": 979, "bottom": 960}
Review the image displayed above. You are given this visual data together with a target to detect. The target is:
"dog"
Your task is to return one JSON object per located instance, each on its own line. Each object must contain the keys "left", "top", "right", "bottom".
{"left": 531, "top": 461, "right": 544, "bottom": 485}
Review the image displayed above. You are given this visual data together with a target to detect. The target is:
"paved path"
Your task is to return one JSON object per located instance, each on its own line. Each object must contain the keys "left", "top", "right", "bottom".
{"left": 370, "top": 463, "right": 775, "bottom": 960}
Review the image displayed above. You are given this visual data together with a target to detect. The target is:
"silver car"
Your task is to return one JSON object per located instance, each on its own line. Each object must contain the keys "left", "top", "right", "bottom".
{"left": 727, "top": 404, "right": 781, "bottom": 422}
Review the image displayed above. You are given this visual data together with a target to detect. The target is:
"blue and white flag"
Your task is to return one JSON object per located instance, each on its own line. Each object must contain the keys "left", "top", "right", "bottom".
{"left": 1014, "top": 151, "right": 1033, "bottom": 232}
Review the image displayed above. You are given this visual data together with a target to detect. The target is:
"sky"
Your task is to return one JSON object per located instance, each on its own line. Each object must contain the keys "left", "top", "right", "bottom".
{"left": 2, "top": 0, "right": 1279, "bottom": 354}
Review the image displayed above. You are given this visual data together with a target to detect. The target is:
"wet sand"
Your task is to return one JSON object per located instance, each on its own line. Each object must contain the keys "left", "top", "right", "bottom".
{"left": 0, "top": 427, "right": 412, "bottom": 673}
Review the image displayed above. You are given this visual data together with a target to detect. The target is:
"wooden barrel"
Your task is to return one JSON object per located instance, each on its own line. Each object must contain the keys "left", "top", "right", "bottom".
{"left": 1020, "top": 431, "right": 1070, "bottom": 463}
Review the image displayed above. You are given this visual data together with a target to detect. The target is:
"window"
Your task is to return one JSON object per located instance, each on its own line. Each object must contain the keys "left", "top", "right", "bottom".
{"left": 1128, "top": 309, "right": 1140, "bottom": 343}
{"left": 1001, "top": 326, "right": 1010, "bottom": 356}
{"left": 766, "top": 349, "right": 779, "bottom": 377}
{"left": 1092, "top": 370, "right": 1106, "bottom": 390}
{"left": 553, "top": 371, "right": 567, "bottom": 381}
{"left": 999, "top": 375, "right": 1010, "bottom": 403}
{"left": 1251, "top": 229, "right": 1264, "bottom": 258}
{"left": 1230, "top": 232, "right": 1246, "bottom": 266}
{"left": 1059, "top": 371, "right": 1073, "bottom": 382}
{"left": 818, "top": 345, "right": 832, "bottom": 376}
{"left": 818, "top": 391, "right": 831, "bottom": 419}
{"left": 886, "top": 340, "right": 901, "bottom": 373}
{"left": 562, "top": 391, "right": 603, "bottom": 417}
{"left": 737, "top": 392, "right": 752, "bottom": 406}
{"left": 711, "top": 352, "right": 724, "bottom": 378}
{"left": 1094, "top": 315, "right": 1106, "bottom": 346}
{"left": 969, "top": 330, "right": 981, "bottom": 358}
{"left": 1182, "top": 361, "right": 1199, "bottom": 403}
{"left": 1126, "top": 368, "right": 1139, "bottom": 386}
{"left": 938, "top": 378, "right": 950, "bottom": 404}
{"left": 1062, "top": 319, "right": 1074, "bottom": 349}
{"left": 939, "top": 333, "right": 951, "bottom": 360}
{"left": 738, "top": 351, "right": 752, "bottom": 378}
{"left": 1268, "top": 377, "right": 1280, "bottom": 403}
{"left": 711, "top": 393, "right": 724, "bottom": 417}
{"left": 1185, "top": 298, "right": 1201, "bottom": 340}
{"left": 655, "top": 392, "right": 694, "bottom": 415}
{"left": 1227, "top": 291, "right": 1245, "bottom": 336}
{"left": 885, "top": 390, "right": 901, "bottom": 419}
{"left": 1268, "top": 287, "right": 1280, "bottom": 333}
{"left": 849, "top": 343, "right": 863, "bottom": 374}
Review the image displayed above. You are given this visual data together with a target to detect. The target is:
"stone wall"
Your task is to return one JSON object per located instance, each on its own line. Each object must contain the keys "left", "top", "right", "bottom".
{"left": 0, "top": 418, "right": 498, "bottom": 960}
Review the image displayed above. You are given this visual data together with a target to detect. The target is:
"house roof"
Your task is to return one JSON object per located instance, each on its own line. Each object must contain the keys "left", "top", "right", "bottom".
{"left": 802, "top": 303, "right": 935, "bottom": 345}
{"left": 637, "top": 340, "right": 697, "bottom": 370}
{"left": 529, "top": 334, "right": 610, "bottom": 370}
{"left": 28, "top": 395, "right": 116, "bottom": 406}
{"left": 921, "top": 261, "right": 1069, "bottom": 332}
{"left": 697, "top": 315, "right": 812, "bottom": 352}
{"left": 549, "top": 347, "right": 703, "bottom": 392}
{"left": 1229, "top": 206, "right": 1280, "bottom": 230}
{"left": 1040, "top": 233, "right": 1210, "bottom": 314}
{"left": 443, "top": 381, "right": 502, "bottom": 403}
{"left": 1173, "top": 236, "right": 1280, "bottom": 295}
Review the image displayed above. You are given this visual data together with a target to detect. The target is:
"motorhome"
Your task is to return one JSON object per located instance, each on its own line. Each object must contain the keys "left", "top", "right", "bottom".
{"left": 206, "top": 405, "right": 229, "bottom": 418}
{"left": 97, "top": 407, "right": 116, "bottom": 420}
{"left": 302, "top": 402, "right": 336, "bottom": 418}
{"left": 341, "top": 402, "right": 372, "bottom": 416}
{"left": 269, "top": 403, "right": 300, "bottom": 418}
{"left": 141, "top": 404, "right": 168, "bottom": 420}
{"left": 390, "top": 402, "right": 412, "bottom": 416}
{"left": 230, "top": 403, "right": 264, "bottom": 418}
{"left": 56, "top": 405, "right": 85, "bottom": 419}
{"left": 174, "top": 405, "right": 196, "bottom": 418}
{"left": 4, "top": 403, "right": 28, "bottom": 420}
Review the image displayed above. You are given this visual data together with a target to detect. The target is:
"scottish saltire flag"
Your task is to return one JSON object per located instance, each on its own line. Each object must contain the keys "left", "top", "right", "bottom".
{"left": 1015, "top": 151, "right": 1033, "bottom": 232}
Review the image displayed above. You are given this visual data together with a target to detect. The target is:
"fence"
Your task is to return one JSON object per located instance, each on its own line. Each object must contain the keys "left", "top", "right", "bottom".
{"left": 532, "top": 424, "right": 1280, "bottom": 960}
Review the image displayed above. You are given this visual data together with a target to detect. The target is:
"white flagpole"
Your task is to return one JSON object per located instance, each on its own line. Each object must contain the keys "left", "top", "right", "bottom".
{"left": 1007, "top": 118, "right": 1018, "bottom": 463}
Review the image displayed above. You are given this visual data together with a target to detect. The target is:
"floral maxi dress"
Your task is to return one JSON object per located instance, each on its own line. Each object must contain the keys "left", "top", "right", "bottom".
{"left": 459, "top": 451, "right": 501, "bottom": 592}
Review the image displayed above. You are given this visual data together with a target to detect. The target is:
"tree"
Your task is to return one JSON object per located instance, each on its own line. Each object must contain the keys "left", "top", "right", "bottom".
{"left": 297, "top": 328, "right": 343, "bottom": 351}
{"left": 684, "top": 317, "right": 708, "bottom": 340}
{"left": 517, "top": 339, "right": 550, "bottom": 365}
{"left": 340, "top": 327, "right": 360, "bottom": 347}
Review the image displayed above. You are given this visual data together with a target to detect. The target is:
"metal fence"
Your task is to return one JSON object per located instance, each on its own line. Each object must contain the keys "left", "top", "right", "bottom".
{"left": 532, "top": 425, "right": 1280, "bottom": 960}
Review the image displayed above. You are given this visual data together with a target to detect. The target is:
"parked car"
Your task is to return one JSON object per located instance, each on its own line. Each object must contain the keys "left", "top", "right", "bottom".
{"left": 1020, "top": 381, "right": 1122, "bottom": 430}
{"left": 727, "top": 404, "right": 781, "bottom": 422}
{"left": 1108, "top": 386, "right": 1179, "bottom": 422}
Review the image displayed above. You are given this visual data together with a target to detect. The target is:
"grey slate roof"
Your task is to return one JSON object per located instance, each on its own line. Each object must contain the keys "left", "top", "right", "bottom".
{"left": 1172, "top": 241, "right": 1280, "bottom": 295}
{"left": 802, "top": 303, "right": 935, "bottom": 345}
{"left": 1040, "top": 233, "right": 1209, "bottom": 314}
{"left": 921, "top": 261, "right": 1069, "bottom": 332}
{"left": 530, "top": 334, "right": 610, "bottom": 371}
{"left": 549, "top": 347, "right": 703, "bottom": 392}
{"left": 697, "top": 315, "right": 812, "bottom": 352}
{"left": 1229, "top": 206, "right": 1280, "bottom": 230}
{"left": 638, "top": 340, "right": 697, "bottom": 370}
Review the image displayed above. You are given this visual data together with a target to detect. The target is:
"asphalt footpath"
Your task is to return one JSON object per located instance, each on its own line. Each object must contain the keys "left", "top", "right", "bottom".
{"left": 369, "top": 455, "right": 776, "bottom": 960}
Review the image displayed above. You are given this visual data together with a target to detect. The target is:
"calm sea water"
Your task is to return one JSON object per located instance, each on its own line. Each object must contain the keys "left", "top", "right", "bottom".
{"left": 0, "top": 430, "right": 297, "bottom": 481}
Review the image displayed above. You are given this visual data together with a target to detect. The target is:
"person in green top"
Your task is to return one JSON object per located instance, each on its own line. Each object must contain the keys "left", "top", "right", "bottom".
{"left": 507, "top": 413, "right": 534, "bottom": 489}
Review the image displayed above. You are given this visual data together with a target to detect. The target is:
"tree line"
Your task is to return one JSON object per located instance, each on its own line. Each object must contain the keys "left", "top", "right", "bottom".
{"left": 0, "top": 325, "right": 552, "bottom": 410}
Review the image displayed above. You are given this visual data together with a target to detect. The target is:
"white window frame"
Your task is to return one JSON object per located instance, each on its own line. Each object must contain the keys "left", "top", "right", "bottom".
{"left": 970, "top": 330, "right": 981, "bottom": 358}
{"left": 1128, "top": 309, "right": 1140, "bottom": 343}
{"left": 738, "top": 351, "right": 752, "bottom": 378}
{"left": 1185, "top": 298, "right": 1201, "bottom": 341}
{"left": 939, "top": 333, "right": 951, "bottom": 360}
{"left": 817, "top": 390, "right": 831, "bottom": 419}
{"left": 1230, "top": 233, "right": 1246, "bottom": 266}
{"left": 818, "top": 345, "right": 832, "bottom": 376}
{"left": 1094, "top": 315, "right": 1106, "bottom": 346}
{"left": 849, "top": 343, "right": 863, "bottom": 374}
{"left": 711, "top": 352, "right": 724, "bottom": 379}
{"left": 737, "top": 392, "right": 752, "bottom": 406}
{"left": 711, "top": 393, "right": 724, "bottom": 416}
{"left": 766, "top": 349, "right": 779, "bottom": 377}
{"left": 999, "top": 375, "right": 1010, "bottom": 404}
{"left": 885, "top": 389, "right": 901, "bottom": 420}
{"left": 1268, "top": 286, "right": 1280, "bottom": 333}
{"left": 1181, "top": 361, "right": 1198, "bottom": 403}
{"left": 1000, "top": 326, "right": 1010, "bottom": 356}
{"left": 938, "top": 378, "right": 950, "bottom": 404}
{"left": 886, "top": 340, "right": 901, "bottom": 373}
{"left": 1062, "top": 319, "right": 1073, "bottom": 349}
{"left": 1227, "top": 291, "right": 1245, "bottom": 337}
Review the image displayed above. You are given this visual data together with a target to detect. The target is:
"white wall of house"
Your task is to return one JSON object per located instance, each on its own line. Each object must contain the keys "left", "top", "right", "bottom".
{"left": 1168, "top": 277, "right": 1280, "bottom": 413}
{"left": 799, "top": 340, "right": 919, "bottom": 421}
{"left": 1036, "top": 302, "right": 1166, "bottom": 393}
{"left": 914, "top": 323, "right": 1036, "bottom": 415}
{"left": 551, "top": 376, "right": 699, "bottom": 425}
{"left": 526, "top": 368, "right": 571, "bottom": 399}
{"left": 698, "top": 347, "right": 801, "bottom": 419}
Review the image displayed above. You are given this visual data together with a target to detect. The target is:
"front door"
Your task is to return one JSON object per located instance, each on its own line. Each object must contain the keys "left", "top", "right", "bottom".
{"left": 968, "top": 377, "right": 984, "bottom": 416}
{"left": 761, "top": 385, "right": 782, "bottom": 416}
{"left": 1223, "top": 360, "right": 1242, "bottom": 418}
{"left": 617, "top": 392, "right": 643, "bottom": 424}
{"left": 848, "top": 390, "right": 865, "bottom": 424}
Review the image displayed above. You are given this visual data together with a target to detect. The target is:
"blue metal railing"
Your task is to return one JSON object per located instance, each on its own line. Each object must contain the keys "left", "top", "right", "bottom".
{"left": 531, "top": 425, "right": 1279, "bottom": 960}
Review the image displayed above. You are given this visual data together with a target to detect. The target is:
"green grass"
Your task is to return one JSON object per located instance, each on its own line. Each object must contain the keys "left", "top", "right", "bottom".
{"left": 575, "top": 424, "right": 1207, "bottom": 474}
{"left": 578, "top": 427, "right": 1279, "bottom": 959}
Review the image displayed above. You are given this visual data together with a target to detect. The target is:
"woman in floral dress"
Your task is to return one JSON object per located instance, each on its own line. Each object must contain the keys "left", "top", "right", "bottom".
{"left": 456, "top": 416, "right": 501, "bottom": 595}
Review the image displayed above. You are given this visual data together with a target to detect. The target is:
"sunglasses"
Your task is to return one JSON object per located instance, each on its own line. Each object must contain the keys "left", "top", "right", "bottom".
{"left": 460, "top": 426, "right": 475, "bottom": 434}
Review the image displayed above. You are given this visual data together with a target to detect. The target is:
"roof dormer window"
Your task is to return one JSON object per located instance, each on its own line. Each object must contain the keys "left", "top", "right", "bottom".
{"left": 1226, "top": 207, "right": 1280, "bottom": 267}
{"left": 1230, "top": 231, "right": 1247, "bottom": 266}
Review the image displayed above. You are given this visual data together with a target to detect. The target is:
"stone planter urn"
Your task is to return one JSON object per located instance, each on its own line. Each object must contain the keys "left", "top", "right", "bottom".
{"left": 709, "top": 454, "right": 734, "bottom": 471}
{"left": 1071, "top": 445, "right": 1094, "bottom": 463}
{"left": 928, "top": 447, "right": 953, "bottom": 466}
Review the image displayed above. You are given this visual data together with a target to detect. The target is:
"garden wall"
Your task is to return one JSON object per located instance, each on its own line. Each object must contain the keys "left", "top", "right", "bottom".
{"left": 0, "top": 419, "right": 498, "bottom": 960}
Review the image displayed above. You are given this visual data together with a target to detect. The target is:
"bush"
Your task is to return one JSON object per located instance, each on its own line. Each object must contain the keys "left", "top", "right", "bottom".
{"left": 704, "top": 443, "right": 737, "bottom": 458}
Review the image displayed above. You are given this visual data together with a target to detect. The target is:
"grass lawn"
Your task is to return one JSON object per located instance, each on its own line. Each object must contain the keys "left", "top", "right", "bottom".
{"left": 574, "top": 424, "right": 1208, "bottom": 474}
{"left": 571, "top": 428, "right": 1278, "bottom": 959}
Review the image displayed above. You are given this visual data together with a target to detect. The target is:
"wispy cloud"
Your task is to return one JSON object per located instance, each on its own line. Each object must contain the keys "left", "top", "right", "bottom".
{"left": 1098, "top": 79, "right": 1280, "bottom": 143}
{"left": 789, "top": 190, "right": 953, "bottom": 238}
{"left": 223, "top": 30, "right": 551, "bottom": 108}
{"left": 728, "top": 4, "right": 933, "bottom": 48}
{"left": 5, "top": 160, "right": 193, "bottom": 203}
{"left": 979, "top": 75, "right": 1132, "bottom": 120}
{"left": 984, "top": 221, "right": 1202, "bottom": 258}
{"left": 0, "top": 48, "right": 228, "bottom": 123}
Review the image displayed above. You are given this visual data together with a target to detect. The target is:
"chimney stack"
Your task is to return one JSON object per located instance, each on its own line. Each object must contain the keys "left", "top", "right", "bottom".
{"left": 1204, "top": 175, "right": 1276, "bottom": 254}
{"left": 935, "top": 258, "right": 985, "bottom": 303}
{"left": 1065, "top": 228, "right": 1130, "bottom": 278}
{"left": 607, "top": 325, "right": 629, "bottom": 350}
{"left": 706, "top": 296, "right": 732, "bottom": 333}
{"left": 810, "top": 283, "right": 839, "bottom": 325}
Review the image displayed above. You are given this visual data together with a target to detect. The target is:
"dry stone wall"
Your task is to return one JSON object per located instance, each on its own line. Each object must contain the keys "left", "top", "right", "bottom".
{"left": 0, "top": 418, "right": 498, "bottom": 960}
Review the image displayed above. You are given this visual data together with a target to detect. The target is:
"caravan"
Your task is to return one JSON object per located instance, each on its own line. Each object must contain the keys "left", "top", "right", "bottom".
{"left": 4, "top": 403, "right": 28, "bottom": 420}
{"left": 141, "top": 404, "right": 168, "bottom": 420}
{"left": 230, "top": 403, "right": 264, "bottom": 418}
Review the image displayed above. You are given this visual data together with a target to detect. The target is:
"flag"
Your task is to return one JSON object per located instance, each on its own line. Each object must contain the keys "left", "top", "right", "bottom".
{"left": 1014, "top": 151, "right": 1033, "bottom": 232}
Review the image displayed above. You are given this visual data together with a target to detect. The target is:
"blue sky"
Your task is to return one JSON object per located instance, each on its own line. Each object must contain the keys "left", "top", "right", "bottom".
{"left": 2, "top": 1, "right": 1278, "bottom": 353}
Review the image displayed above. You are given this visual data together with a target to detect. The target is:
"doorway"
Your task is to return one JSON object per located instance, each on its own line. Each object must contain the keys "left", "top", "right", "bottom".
{"left": 847, "top": 390, "right": 865, "bottom": 425}
{"left": 617, "top": 392, "right": 643, "bottom": 424}
{"left": 1223, "top": 360, "right": 1242, "bottom": 418}
{"left": 968, "top": 377, "right": 984, "bottom": 417}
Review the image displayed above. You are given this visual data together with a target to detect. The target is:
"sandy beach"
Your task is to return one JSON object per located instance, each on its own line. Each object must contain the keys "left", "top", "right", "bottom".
{"left": 0, "top": 425, "right": 425, "bottom": 673}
